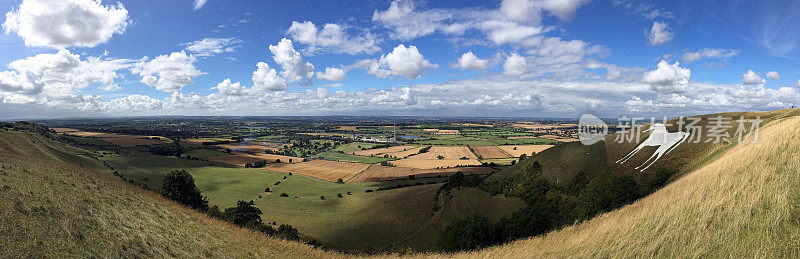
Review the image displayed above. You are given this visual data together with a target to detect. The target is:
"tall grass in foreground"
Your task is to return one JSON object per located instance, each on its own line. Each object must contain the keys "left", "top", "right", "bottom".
{"left": 444, "top": 116, "right": 800, "bottom": 258}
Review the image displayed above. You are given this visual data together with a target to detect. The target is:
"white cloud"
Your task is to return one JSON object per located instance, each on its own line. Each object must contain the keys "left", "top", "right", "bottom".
{"left": 357, "top": 44, "right": 436, "bottom": 79}
{"left": 503, "top": 53, "right": 528, "bottom": 76}
{"left": 646, "top": 21, "right": 673, "bottom": 46}
{"left": 766, "top": 71, "right": 780, "bottom": 80}
{"left": 252, "top": 62, "right": 287, "bottom": 91}
{"left": 456, "top": 51, "right": 489, "bottom": 71}
{"left": 193, "top": 0, "right": 209, "bottom": 10}
{"left": 268, "top": 38, "right": 314, "bottom": 84}
{"left": 3, "top": 0, "right": 129, "bottom": 48}
{"left": 183, "top": 37, "right": 241, "bottom": 57}
{"left": 132, "top": 51, "right": 204, "bottom": 92}
{"left": 102, "top": 94, "right": 162, "bottom": 111}
{"left": 316, "top": 67, "right": 346, "bottom": 81}
{"left": 642, "top": 60, "right": 691, "bottom": 93}
{"left": 2, "top": 49, "right": 130, "bottom": 96}
{"left": 287, "top": 21, "right": 380, "bottom": 55}
{"left": 741, "top": 70, "right": 766, "bottom": 86}
{"left": 371, "top": 0, "right": 587, "bottom": 45}
{"left": 213, "top": 79, "right": 247, "bottom": 96}
{"left": 681, "top": 48, "right": 739, "bottom": 63}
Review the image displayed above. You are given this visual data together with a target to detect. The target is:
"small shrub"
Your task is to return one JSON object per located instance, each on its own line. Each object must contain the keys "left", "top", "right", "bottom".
{"left": 280, "top": 193, "right": 289, "bottom": 197}
{"left": 320, "top": 196, "right": 326, "bottom": 200}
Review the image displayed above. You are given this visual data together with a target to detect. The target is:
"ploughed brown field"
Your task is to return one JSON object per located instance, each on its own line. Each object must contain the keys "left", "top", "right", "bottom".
{"left": 498, "top": 144, "right": 554, "bottom": 157}
{"left": 470, "top": 145, "right": 510, "bottom": 159}
{"left": 267, "top": 160, "right": 370, "bottom": 182}
{"left": 206, "top": 152, "right": 300, "bottom": 166}
{"left": 62, "top": 130, "right": 168, "bottom": 147}
{"left": 349, "top": 164, "right": 494, "bottom": 182}
{"left": 406, "top": 146, "right": 477, "bottom": 160}
{"left": 390, "top": 158, "right": 482, "bottom": 169}
{"left": 353, "top": 145, "right": 417, "bottom": 156}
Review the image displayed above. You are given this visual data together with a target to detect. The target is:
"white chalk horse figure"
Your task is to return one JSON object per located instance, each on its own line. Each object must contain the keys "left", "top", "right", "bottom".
{"left": 616, "top": 123, "right": 690, "bottom": 171}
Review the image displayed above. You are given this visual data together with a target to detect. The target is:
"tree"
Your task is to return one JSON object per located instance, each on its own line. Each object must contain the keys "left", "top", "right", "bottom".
{"left": 224, "top": 200, "right": 262, "bottom": 227}
{"left": 159, "top": 170, "right": 208, "bottom": 211}
{"left": 439, "top": 214, "right": 501, "bottom": 252}
{"left": 277, "top": 224, "right": 300, "bottom": 240}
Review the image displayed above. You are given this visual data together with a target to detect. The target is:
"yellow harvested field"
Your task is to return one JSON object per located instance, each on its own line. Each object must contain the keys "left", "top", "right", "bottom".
{"left": 335, "top": 126, "right": 358, "bottom": 131}
{"left": 386, "top": 146, "right": 425, "bottom": 159}
{"left": 353, "top": 145, "right": 416, "bottom": 156}
{"left": 506, "top": 136, "right": 539, "bottom": 140}
{"left": 470, "top": 146, "right": 509, "bottom": 159}
{"left": 349, "top": 164, "right": 494, "bottom": 182}
{"left": 267, "top": 160, "right": 370, "bottom": 182}
{"left": 65, "top": 131, "right": 168, "bottom": 147}
{"left": 406, "top": 146, "right": 477, "bottom": 160}
{"left": 52, "top": 128, "right": 80, "bottom": 133}
{"left": 498, "top": 145, "right": 554, "bottom": 157}
{"left": 390, "top": 159, "right": 482, "bottom": 169}
{"left": 206, "top": 152, "right": 300, "bottom": 166}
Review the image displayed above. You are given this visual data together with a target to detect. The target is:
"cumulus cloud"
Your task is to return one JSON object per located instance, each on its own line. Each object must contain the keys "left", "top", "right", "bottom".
{"left": 371, "top": 0, "right": 588, "bottom": 45}
{"left": 287, "top": 21, "right": 380, "bottom": 55}
{"left": 456, "top": 52, "right": 490, "bottom": 71}
{"left": 132, "top": 51, "right": 204, "bottom": 92}
{"left": 503, "top": 53, "right": 528, "bottom": 76}
{"left": 766, "top": 71, "right": 780, "bottom": 80}
{"left": 268, "top": 38, "right": 314, "bottom": 84}
{"left": 252, "top": 62, "right": 287, "bottom": 91}
{"left": 681, "top": 48, "right": 739, "bottom": 63}
{"left": 741, "top": 70, "right": 766, "bottom": 85}
{"left": 183, "top": 37, "right": 241, "bottom": 57}
{"left": 213, "top": 79, "right": 247, "bottom": 96}
{"left": 646, "top": 21, "right": 673, "bottom": 45}
{"left": 102, "top": 94, "right": 162, "bottom": 111}
{"left": 356, "top": 44, "right": 436, "bottom": 79}
{"left": 2, "top": 49, "right": 130, "bottom": 96}
{"left": 3, "top": 0, "right": 129, "bottom": 48}
{"left": 316, "top": 67, "right": 346, "bottom": 81}
{"left": 642, "top": 60, "right": 691, "bottom": 93}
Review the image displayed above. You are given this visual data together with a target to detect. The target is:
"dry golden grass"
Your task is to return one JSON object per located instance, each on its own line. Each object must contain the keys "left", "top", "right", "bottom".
{"left": 206, "top": 152, "right": 300, "bottom": 166}
{"left": 390, "top": 159, "right": 482, "bottom": 169}
{"left": 182, "top": 138, "right": 233, "bottom": 145}
{"left": 498, "top": 145, "right": 554, "bottom": 157}
{"left": 354, "top": 145, "right": 417, "bottom": 156}
{"left": 387, "top": 146, "right": 426, "bottom": 159}
{"left": 470, "top": 145, "right": 509, "bottom": 159}
{"left": 350, "top": 164, "right": 494, "bottom": 182}
{"left": 267, "top": 160, "right": 370, "bottom": 182}
{"left": 407, "top": 146, "right": 477, "bottom": 160}
{"left": 51, "top": 127, "right": 79, "bottom": 133}
{"left": 442, "top": 115, "right": 800, "bottom": 258}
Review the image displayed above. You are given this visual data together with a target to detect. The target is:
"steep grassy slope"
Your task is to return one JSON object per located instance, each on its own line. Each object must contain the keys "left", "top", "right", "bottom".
{"left": 453, "top": 113, "right": 800, "bottom": 257}
{"left": 0, "top": 129, "right": 337, "bottom": 258}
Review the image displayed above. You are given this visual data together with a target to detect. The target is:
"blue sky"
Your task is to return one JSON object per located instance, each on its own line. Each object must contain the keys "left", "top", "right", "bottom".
{"left": 0, "top": 0, "right": 799, "bottom": 119}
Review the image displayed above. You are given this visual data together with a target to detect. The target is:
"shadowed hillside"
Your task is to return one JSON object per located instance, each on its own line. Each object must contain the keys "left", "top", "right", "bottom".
{"left": 0, "top": 127, "right": 338, "bottom": 258}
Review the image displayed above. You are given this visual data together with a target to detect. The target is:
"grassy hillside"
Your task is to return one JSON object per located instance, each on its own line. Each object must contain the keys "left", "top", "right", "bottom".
{"left": 0, "top": 128, "right": 337, "bottom": 258}
{"left": 1, "top": 126, "right": 525, "bottom": 254}
{"left": 454, "top": 112, "right": 800, "bottom": 257}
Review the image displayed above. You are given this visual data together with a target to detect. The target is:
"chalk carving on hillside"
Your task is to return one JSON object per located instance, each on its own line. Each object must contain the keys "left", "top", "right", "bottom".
{"left": 616, "top": 123, "right": 690, "bottom": 171}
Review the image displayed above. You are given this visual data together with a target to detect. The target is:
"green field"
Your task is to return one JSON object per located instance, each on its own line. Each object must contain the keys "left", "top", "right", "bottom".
{"left": 182, "top": 148, "right": 230, "bottom": 159}
{"left": 333, "top": 142, "right": 381, "bottom": 153}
